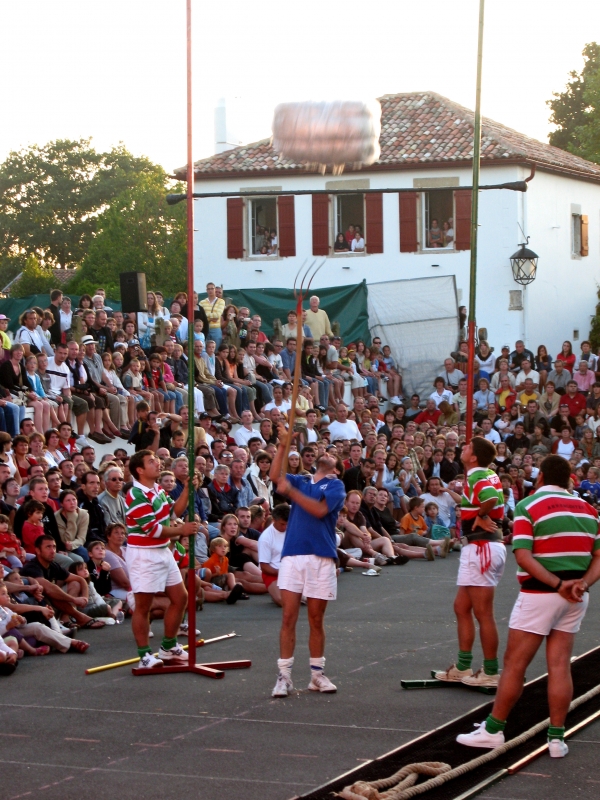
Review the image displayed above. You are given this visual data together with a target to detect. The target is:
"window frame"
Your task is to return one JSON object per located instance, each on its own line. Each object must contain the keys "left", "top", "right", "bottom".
{"left": 420, "top": 189, "right": 456, "bottom": 252}
{"left": 247, "top": 196, "right": 279, "bottom": 258}
{"left": 332, "top": 193, "right": 367, "bottom": 256}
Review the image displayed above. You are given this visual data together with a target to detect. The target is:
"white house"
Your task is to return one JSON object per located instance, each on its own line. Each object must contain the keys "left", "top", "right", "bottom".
{"left": 177, "top": 91, "right": 600, "bottom": 360}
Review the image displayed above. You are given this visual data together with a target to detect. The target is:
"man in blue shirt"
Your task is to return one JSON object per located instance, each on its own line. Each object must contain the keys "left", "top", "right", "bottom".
{"left": 269, "top": 424, "right": 346, "bottom": 698}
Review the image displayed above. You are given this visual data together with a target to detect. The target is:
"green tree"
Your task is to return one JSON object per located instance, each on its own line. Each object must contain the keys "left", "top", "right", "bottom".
{"left": 548, "top": 42, "right": 600, "bottom": 157}
{"left": 64, "top": 171, "right": 186, "bottom": 298}
{"left": 10, "top": 255, "right": 56, "bottom": 298}
{"left": 0, "top": 140, "right": 161, "bottom": 268}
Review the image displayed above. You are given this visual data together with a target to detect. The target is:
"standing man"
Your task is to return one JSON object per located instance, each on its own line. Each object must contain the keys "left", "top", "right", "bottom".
{"left": 125, "top": 449, "right": 199, "bottom": 670}
{"left": 269, "top": 424, "right": 346, "bottom": 697}
{"left": 457, "top": 455, "right": 600, "bottom": 756}
{"left": 200, "top": 282, "right": 225, "bottom": 347}
{"left": 305, "top": 296, "right": 333, "bottom": 341}
{"left": 435, "top": 437, "right": 506, "bottom": 687}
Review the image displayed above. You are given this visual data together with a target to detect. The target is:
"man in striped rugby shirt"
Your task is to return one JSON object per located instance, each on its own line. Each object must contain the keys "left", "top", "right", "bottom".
{"left": 457, "top": 455, "right": 600, "bottom": 756}
{"left": 435, "top": 437, "right": 506, "bottom": 688}
{"left": 125, "top": 449, "right": 199, "bottom": 670}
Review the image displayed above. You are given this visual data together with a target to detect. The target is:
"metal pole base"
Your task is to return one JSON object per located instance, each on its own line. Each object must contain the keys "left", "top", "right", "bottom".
{"left": 132, "top": 658, "right": 251, "bottom": 678}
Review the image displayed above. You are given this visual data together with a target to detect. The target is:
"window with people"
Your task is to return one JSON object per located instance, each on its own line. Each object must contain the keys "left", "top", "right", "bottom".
{"left": 250, "top": 197, "right": 278, "bottom": 256}
{"left": 422, "top": 189, "right": 454, "bottom": 250}
{"left": 334, "top": 193, "right": 365, "bottom": 254}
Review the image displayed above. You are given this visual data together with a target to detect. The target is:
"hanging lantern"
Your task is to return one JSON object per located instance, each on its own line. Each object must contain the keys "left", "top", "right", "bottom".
{"left": 272, "top": 100, "right": 381, "bottom": 173}
{"left": 509, "top": 237, "right": 539, "bottom": 285}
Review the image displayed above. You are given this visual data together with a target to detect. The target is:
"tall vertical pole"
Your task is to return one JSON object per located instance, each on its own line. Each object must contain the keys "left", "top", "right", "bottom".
{"left": 185, "top": 0, "right": 197, "bottom": 666}
{"left": 465, "top": 0, "right": 485, "bottom": 444}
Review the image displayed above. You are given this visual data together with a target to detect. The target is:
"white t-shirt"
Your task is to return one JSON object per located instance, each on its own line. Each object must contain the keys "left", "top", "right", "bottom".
{"left": 327, "top": 419, "right": 362, "bottom": 442}
{"left": 429, "top": 389, "right": 454, "bottom": 407}
{"left": 304, "top": 427, "right": 319, "bottom": 443}
{"left": 263, "top": 399, "right": 291, "bottom": 414}
{"left": 234, "top": 426, "right": 266, "bottom": 448}
{"left": 483, "top": 428, "right": 501, "bottom": 444}
{"left": 46, "top": 357, "right": 70, "bottom": 397}
{"left": 258, "top": 523, "right": 286, "bottom": 570}
{"left": 556, "top": 439, "right": 575, "bottom": 460}
{"left": 351, "top": 237, "right": 365, "bottom": 252}
{"left": 515, "top": 369, "right": 540, "bottom": 387}
{"left": 420, "top": 491, "right": 456, "bottom": 527}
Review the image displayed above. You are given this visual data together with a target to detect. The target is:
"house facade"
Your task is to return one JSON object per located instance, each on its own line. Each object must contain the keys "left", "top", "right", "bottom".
{"left": 179, "top": 92, "right": 600, "bottom": 356}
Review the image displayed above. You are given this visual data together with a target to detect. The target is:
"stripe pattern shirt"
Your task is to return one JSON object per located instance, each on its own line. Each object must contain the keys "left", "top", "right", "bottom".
{"left": 512, "top": 485, "right": 600, "bottom": 590}
{"left": 125, "top": 479, "right": 174, "bottom": 548}
{"left": 461, "top": 467, "right": 505, "bottom": 522}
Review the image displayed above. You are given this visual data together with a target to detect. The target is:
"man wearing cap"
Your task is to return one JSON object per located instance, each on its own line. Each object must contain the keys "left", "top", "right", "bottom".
{"left": 0, "top": 314, "right": 11, "bottom": 361}
{"left": 81, "top": 336, "right": 122, "bottom": 440}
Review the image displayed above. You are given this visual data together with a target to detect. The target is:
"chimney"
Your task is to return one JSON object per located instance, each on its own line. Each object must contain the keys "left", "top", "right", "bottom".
{"left": 214, "top": 97, "right": 242, "bottom": 154}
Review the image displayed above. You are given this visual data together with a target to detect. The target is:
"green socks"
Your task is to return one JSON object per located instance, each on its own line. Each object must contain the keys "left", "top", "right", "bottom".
{"left": 485, "top": 715, "right": 506, "bottom": 735}
{"left": 161, "top": 636, "right": 177, "bottom": 651}
{"left": 548, "top": 725, "right": 565, "bottom": 741}
{"left": 457, "top": 650, "right": 473, "bottom": 671}
{"left": 138, "top": 646, "right": 152, "bottom": 659}
{"left": 483, "top": 658, "right": 499, "bottom": 676}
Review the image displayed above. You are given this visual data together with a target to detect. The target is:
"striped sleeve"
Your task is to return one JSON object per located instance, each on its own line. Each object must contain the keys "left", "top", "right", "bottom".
{"left": 512, "top": 500, "right": 534, "bottom": 551}
{"left": 126, "top": 487, "right": 164, "bottom": 539}
{"left": 476, "top": 480, "right": 501, "bottom": 504}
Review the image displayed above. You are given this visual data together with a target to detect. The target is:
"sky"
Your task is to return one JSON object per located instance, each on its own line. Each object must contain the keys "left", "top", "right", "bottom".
{"left": 1, "top": 0, "right": 599, "bottom": 173}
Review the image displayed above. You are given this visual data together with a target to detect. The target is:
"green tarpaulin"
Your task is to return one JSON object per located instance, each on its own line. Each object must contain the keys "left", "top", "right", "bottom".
{"left": 0, "top": 281, "right": 370, "bottom": 343}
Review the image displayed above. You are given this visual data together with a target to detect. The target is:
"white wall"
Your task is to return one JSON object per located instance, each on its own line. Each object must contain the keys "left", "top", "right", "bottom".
{"left": 193, "top": 164, "right": 600, "bottom": 359}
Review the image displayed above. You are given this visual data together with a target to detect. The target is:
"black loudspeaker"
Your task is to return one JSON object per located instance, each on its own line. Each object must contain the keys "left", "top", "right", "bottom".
{"left": 120, "top": 272, "right": 148, "bottom": 313}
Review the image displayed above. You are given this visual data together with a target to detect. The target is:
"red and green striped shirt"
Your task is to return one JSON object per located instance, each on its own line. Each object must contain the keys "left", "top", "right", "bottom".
{"left": 125, "top": 480, "right": 174, "bottom": 548}
{"left": 513, "top": 485, "right": 600, "bottom": 590}
{"left": 461, "top": 467, "right": 504, "bottom": 521}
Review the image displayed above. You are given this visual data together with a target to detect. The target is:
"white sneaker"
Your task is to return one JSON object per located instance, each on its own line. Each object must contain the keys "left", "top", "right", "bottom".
{"left": 178, "top": 623, "right": 201, "bottom": 636}
{"left": 434, "top": 664, "right": 473, "bottom": 682}
{"left": 308, "top": 671, "right": 337, "bottom": 693}
{"left": 456, "top": 721, "right": 505, "bottom": 748}
{"left": 390, "top": 396, "right": 402, "bottom": 404}
{"left": 461, "top": 668, "right": 500, "bottom": 687}
{"left": 548, "top": 739, "right": 568, "bottom": 758}
{"left": 272, "top": 673, "right": 293, "bottom": 697}
{"left": 138, "top": 652, "right": 164, "bottom": 670}
{"left": 157, "top": 643, "right": 188, "bottom": 664}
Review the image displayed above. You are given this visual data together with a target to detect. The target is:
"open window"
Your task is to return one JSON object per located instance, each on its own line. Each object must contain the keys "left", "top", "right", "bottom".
{"left": 572, "top": 213, "right": 589, "bottom": 257}
{"left": 334, "top": 193, "right": 365, "bottom": 253}
{"left": 249, "top": 197, "right": 278, "bottom": 255}
{"left": 421, "top": 189, "right": 455, "bottom": 250}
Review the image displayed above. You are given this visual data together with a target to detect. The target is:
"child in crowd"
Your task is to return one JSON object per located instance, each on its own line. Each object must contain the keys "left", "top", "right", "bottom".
{"left": 69, "top": 556, "right": 122, "bottom": 621}
{"left": 399, "top": 498, "right": 429, "bottom": 538}
{"left": 580, "top": 466, "right": 600, "bottom": 506}
{"left": 0, "top": 514, "right": 26, "bottom": 568}
{"left": 201, "top": 537, "right": 244, "bottom": 603}
{"left": 20, "top": 500, "right": 46, "bottom": 554}
{"left": 193, "top": 318, "right": 205, "bottom": 344}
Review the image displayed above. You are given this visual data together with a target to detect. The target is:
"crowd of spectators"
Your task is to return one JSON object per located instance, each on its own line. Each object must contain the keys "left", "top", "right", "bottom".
{"left": 1, "top": 281, "right": 599, "bottom": 676}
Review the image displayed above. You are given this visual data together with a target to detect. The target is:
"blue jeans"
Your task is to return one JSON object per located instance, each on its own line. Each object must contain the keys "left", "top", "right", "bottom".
{"left": 207, "top": 328, "right": 222, "bottom": 347}
{"left": 212, "top": 385, "right": 229, "bottom": 416}
{"left": 255, "top": 381, "right": 273, "bottom": 405}
{"left": 3, "top": 401, "right": 21, "bottom": 437}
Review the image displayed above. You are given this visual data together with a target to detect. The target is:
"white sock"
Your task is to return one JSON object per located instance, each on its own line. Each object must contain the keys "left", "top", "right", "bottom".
{"left": 277, "top": 657, "right": 294, "bottom": 678}
{"left": 310, "top": 656, "right": 325, "bottom": 673}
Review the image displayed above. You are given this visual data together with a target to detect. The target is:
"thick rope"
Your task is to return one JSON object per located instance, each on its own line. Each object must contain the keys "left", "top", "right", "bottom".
{"left": 337, "top": 681, "right": 600, "bottom": 800}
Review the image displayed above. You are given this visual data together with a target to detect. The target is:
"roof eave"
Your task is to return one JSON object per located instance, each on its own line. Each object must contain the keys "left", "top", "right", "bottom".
{"left": 187, "top": 157, "right": 600, "bottom": 185}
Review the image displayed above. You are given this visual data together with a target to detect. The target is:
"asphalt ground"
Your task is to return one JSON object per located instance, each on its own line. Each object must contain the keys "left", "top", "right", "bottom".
{"left": 1, "top": 549, "right": 599, "bottom": 800}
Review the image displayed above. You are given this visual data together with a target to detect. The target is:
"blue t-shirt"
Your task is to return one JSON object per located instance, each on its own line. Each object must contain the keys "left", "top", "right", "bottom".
{"left": 281, "top": 473, "right": 346, "bottom": 560}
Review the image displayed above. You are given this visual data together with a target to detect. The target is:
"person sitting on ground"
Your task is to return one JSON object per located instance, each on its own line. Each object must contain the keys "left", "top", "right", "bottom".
{"left": 201, "top": 537, "right": 245, "bottom": 604}
{"left": 258, "top": 503, "right": 290, "bottom": 606}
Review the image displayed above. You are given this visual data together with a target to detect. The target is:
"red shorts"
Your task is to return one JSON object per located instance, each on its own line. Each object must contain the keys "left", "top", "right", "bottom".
{"left": 262, "top": 572, "right": 277, "bottom": 588}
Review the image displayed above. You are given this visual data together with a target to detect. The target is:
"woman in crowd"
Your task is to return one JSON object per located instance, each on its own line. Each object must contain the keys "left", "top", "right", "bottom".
{"left": 247, "top": 450, "right": 274, "bottom": 509}
{"left": 0, "top": 345, "right": 45, "bottom": 432}
{"left": 476, "top": 340, "right": 496, "bottom": 374}
{"left": 24, "top": 354, "right": 57, "bottom": 431}
{"left": 55, "top": 489, "right": 90, "bottom": 563}
{"left": 11, "top": 435, "right": 35, "bottom": 481}
{"left": 102, "top": 352, "right": 133, "bottom": 431}
{"left": 1, "top": 477, "right": 21, "bottom": 523}
{"left": 77, "top": 294, "right": 93, "bottom": 313}
{"left": 43, "top": 429, "right": 65, "bottom": 468}
{"left": 473, "top": 377, "right": 495, "bottom": 420}
{"left": 535, "top": 344, "right": 552, "bottom": 389}
{"left": 539, "top": 380, "right": 560, "bottom": 418}
{"left": 495, "top": 375, "right": 517, "bottom": 413}
{"left": 334, "top": 232, "right": 351, "bottom": 252}
{"left": 557, "top": 340, "right": 577, "bottom": 374}
{"left": 438, "top": 399, "right": 458, "bottom": 426}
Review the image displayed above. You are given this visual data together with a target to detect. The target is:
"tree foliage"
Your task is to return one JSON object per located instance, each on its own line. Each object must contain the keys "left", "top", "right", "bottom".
{"left": 10, "top": 255, "right": 56, "bottom": 298}
{"left": 0, "top": 140, "right": 162, "bottom": 268}
{"left": 63, "top": 171, "right": 186, "bottom": 299}
{"left": 548, "top": 42, "right": 600, "bottom": 162}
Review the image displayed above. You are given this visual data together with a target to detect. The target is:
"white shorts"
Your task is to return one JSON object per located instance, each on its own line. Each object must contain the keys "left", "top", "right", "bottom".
{"left": 126, "top": 546, "right": 182, "bottom": 594}
{"left": 509, "top": 591, "right": 589, "bottom": 636}
{"left": 457, "top": 542, "right": 506, "bottom": 588}
{"left": 278, "top": 555, "right": 337, "bottom": 601}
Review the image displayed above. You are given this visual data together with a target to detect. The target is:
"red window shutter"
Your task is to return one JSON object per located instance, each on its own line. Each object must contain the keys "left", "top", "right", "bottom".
{"left": 226, "top": 197, "right": 244, "bottom": 259}
{"left": 399, "top": 192, "right": 418, "bottom": 252}
{"left": 365, "top": 193, "right": 383, "bottom": 253}
{"left": 312, "top": 194, "right": 330, "bottom": 256}
{"left": 454, "top": 190, "right": 472, "bottom": 251}
{"left": 277, "top": 195, "right": 296, "bottom": 257}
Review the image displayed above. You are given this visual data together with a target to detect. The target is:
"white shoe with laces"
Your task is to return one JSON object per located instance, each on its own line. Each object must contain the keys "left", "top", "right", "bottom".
{"left": 272, "top": 673, "right": 294, "bottom": 698}
{"left": 461, "top": 668, "right": 500, "bottom": 687}
{"left": 548, "top": 739, "right": 568, "bottom": 758}
{"left": 178, "top": 623, "right": 201, "bottom": 636}
{"left": 434, "top": 664, "right": 473, "bottom": 682}
{"left": 456, "top": 721, "right": 504, "bottom": 748}
{"left": 308, "top": 671, "right": 337, "bottom": 693}
{"left": 157, "top": 643, "right": 188, "bottom": 664}
{"left": 137, "top": 652, "right": 164, "bottom": 670}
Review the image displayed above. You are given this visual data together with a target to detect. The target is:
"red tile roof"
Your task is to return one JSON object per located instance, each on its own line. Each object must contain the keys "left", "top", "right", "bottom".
{"left": 179, "top": 91, "right": 600, "bottom": 183}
